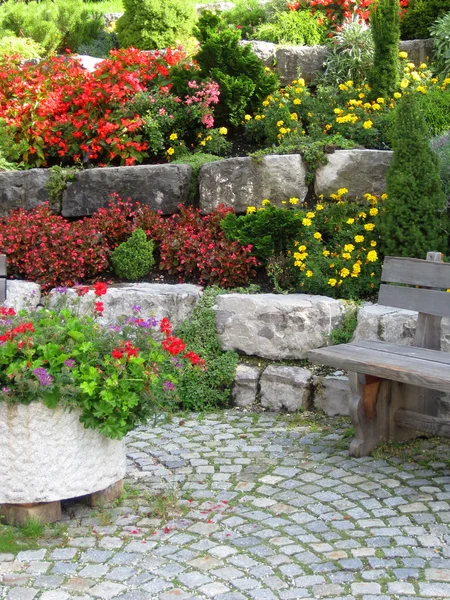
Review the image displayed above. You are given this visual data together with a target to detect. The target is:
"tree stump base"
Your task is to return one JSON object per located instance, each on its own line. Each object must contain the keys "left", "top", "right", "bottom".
{"left": 0, "top": 479, "right": 124, "bottom": 525}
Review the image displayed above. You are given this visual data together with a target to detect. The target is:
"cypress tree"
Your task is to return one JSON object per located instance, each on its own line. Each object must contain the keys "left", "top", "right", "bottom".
{"left": 380, "top": 93, "right": 448, "bottom": 258}
{"left": 368, "top": 0, "right": 400, "bottom": 99}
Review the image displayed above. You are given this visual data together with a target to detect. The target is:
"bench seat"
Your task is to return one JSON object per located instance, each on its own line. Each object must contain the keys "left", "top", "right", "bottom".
{"left": 309, "top": 340, "right": 450, "bottom": 393}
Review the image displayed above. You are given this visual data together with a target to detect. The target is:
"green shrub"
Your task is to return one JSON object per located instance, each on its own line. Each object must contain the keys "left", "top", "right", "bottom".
{"left": 77, "top": 30, "right": 118, "bottom": 58}
{"left": 111, "top": 228, "right": 155, "bottom": 280}
{"left": 368, "top": 0, "right": 400, "bottom": 99}
{"left": 0, "top": 35, "right": 44, "bottom": 58}
{"left": 169, "top": 11, "right": 279, "bottom": 125}
{"left": 433, "top": 133, "right": 450, "bottom": 200}
{"left": 221, "top": 202, "right": 303, "bottom": 261}
{"left": 380, "top": 93, "right": 448, "bottom": 258}
{"left": 174, "top": 287, "right": 239, "bottom": 412}
{"left": 0, "top": 118, "right": 26, "bottom": 170}
{"left": 322, "top": 18, "right": 374, "bottom": 87}
{"left": 418, "top": 87, "right": 450, "bottom": 137}
{"left": 116, "top": 0, "right": 197, "bottom": 50}
{"left": 430, "top": 12, "right": 450, "bottom": 76}
{"left": 254, "top": 9, "right": 326, "bottom": 45}
{"left": 223, "top": 0, "right": 267, "bottom": 40}
{"left": 401, "top": 0, "right": 450, "bottom": 41}
{"left": 0, "top": 0, "right": 104, "bottom": 54}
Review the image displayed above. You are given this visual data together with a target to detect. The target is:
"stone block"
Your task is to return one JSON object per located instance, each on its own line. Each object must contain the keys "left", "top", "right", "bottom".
{"left": 260, "top": 365, "right": 312, "bottom": 412}
{"left": 0, "top": 501, "right": 61, "bottom": 526}
{"left": 399, "top": 39, "right": 434, "bottom": 68}
{"left": 199, "top": 154, "right": 308, "bottom": 214}
{"left": 215, "top": 293, "right": 346, "bottom": 360}
{"left": 232, "top": 364, "right": 260, "bottom": 408}
{"left": 315, "top": 149, "right": 393, "bottom": 199}
{"left": 3, "top": 280, "right": 41, "bottom": 312}
{"left": 240, "top": 40, "right": 276, "bottom": 66}
{"left": 61, "top": 164, "right": 192, "bottom": 217}
{"left": 275, "top": 45, "right": 329, "bottom": 86}
{"left": 313, "top": 373, "right": 351, "bottom": 416}
{"left": 0, "top": 169, "right": 52, "bottom": 217}
{"left": 48, "top": 283, "right": 203, "bottom": 329}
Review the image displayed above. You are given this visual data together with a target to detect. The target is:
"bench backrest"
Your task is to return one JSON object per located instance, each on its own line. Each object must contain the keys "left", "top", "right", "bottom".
{"left": 379, "top": 254, "right": 450, "bottom": 319}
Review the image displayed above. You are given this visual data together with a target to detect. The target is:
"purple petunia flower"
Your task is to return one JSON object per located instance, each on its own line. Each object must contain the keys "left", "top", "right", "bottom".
{"left": 33, "top": 367, "right": 54, "bottom": 387}
{"left": 131, "top": 305, "right": 142, "bottom": 313}
{"left": 54, "top": 287, "right": 68, "bottom": 294}
{"left": 163, "top": 380, "right": 176, "bottom": 392}
{"left": 64, "top": 359, "right": 76, "bottom": 368}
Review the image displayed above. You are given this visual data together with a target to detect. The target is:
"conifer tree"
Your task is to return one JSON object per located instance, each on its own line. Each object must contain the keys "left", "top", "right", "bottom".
{"left": 368, "top": 0, "right": 400, "bottom": 99}
{"left": 380, "top": 93, "right": 448, "bottom": 258}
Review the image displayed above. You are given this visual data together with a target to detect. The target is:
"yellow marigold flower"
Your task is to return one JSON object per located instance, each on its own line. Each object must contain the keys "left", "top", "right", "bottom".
{"left": 206, "top": 136, "right": 213, "bottom": 141}
{"left": 263, "top": 100, "right": 269, "bottom": 106}
{"left": 328, "top": 278, "right": 337, "bottom": 287}
{"left": 364, "top": 223, "right": 375, "bottom": 231}
{"left": 298, "top": 78, "right": 305, "bottom": 86}
{"left": 370, "top": 240, "right": 377, "bottom": 247}
{"left": 313, "top": 232, "right": 322, "bottom": 240}
{"left": 293, "top": 98, "right": 302, "bottom": 105}
{"left": 359, "top": 93, "right": 365, "bottom": 99}
{"left": 408, "top": 62, "right": 416, "bottom": 69}
{"left": 290, "top": 113, "right": 298, "bottom": 121}
{"left": 400, "top": 79, "right": 410, "bottom": 89}
{"left": 306, "top": 212, "right": 315, "bottom": 219}
{"left": 363, "top": 102, "right": 371, "bottom": 109}
{"left": 255, "top": 115, "right": 262, "bottom": 120}
{"left": 363, "top": 120, "right": 373, "bottom": 129}
{"left": 277, "top": 120, "right": 284, "bottom": 127}
{"left": 369, "top": 207, "right": 378, "bottom": 216}
{"left": 261, "top": 199, "right": 271, "bottom": 206}
{"left": 289, "top": 197, "right": 299, "bottom": 205}
{"left": 358, "top": 212, "right": 367, "bottom": 218}
{"left": 169, "top": 133, "right": 178, "bottom": 141}
{"left": 346, "top": 80, "right": 354, "bottom": 87}
{"left": 316, "top": 204, "right": 324, "bottom": 210}
{"left": 200, "top": 141, "right": 206, "bottom": 146}
{"left": 355, "top": 235, "right": 364, "bottom": 243}
{"left": 337, "top": 188, "right": 348, "bottom": 196}
{"left": 294, "top": 260, "right": 303, "bottom": 267}
{"left": 344, "top": 244, "right": 355, "bottom": 252}
{"left": 330, "top": 263, "right": 335, "bottom": 268}
{"left": 372, "top": 103, "right": 381, "bottom": 111}
{"left": 306, "top": 270, "right": 313, "bottom": 278}
{"left": 302, "top": 218, "right": 312, "bottom": 226}
{"left": 347, "top": 218, "right": 355, "bottom": 225}
{"left": 340, "top": 268, "right": 350, "bottom": 278}
{"left": 399, "top": 51, "right": 408, "bottom": 59}
{"left": 376, "top": 97, "right": 385, "bottom": 104}
{"left": 325, "top": 124, "right": 332, "bottom": 131}
{"left": 381, "top": 193, "right": 388, "bottom": 200}
{"left": 244, "top": 114, "right": 252, "bottom": 120}
{"left": 367, "top": 250, "right": 378, "bottom": 262}
{"left": 246, "top": 206, "right": 257, "bottom": 214}
{"left": 371, "top": 272, "right": 375, "bottom": 277}
{"left": 299, "top": 245, "right": 307, "bottom": 252}
{"left": 334, "top": 108, "right": 344, "bottom": 115}
{"left": 342, "top": 252, "right": 351, "bottom": 260}
{"left": 278, "top": 103, "right": 284, "bottom": 108}
{"left": 392, "top": 92, "right": 402, "bottom": 100}
{"left": 419, "top": 63, "right": 427, "bottom": 69}
{"left": 307, "top": 112, "right": 313, "bottom": 117}
{"left": 279, "top": 127, "right": 288, "bottom": 134}
{"left": 352, "top": 263, "right": 361, "bottom": 273}
{"left": 323, "top": 249, "right": 330, "bottom": 257}
{"left": 219, "top": 127, "right": 228, "bottom": 135}
{"left": 339, "top": 84, "right": 348, "bottom": 91}
{"left": 167, "top": 147, "right": 175, "bottom": 155}
{"left": 416, "top": 85, "right": 427, "bottom": 94}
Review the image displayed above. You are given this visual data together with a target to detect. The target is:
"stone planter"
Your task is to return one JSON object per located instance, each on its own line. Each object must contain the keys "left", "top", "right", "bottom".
{"left": 0, "top": 403, "right": 126, "bottom": 524}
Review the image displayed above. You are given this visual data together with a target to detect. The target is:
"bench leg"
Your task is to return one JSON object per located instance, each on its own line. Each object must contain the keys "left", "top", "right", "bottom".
{"left": 390, "top": 382, "right": 440, "bottom": 443}
{"left": 349, "top": 372, "right": 391, "bottom": 457}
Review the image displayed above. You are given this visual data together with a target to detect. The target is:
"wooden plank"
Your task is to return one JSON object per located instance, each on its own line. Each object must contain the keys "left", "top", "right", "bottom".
{"left": 378, "top": 284, "right": 450, "bottom": 318}
{"left": 382, "top": 255, "right": 450, "bottom": 288}
{"left": 352, "top": 341, "right": 450, "bottom": 366}
{"left": 308, "top": 345, "right": 450, "bottom": 392}
{"left": 0, "top": 255, "right": 6, "bottom": 277}
{"left": 414, "top": 251, "right": 444, "bottom": 351}
{"left": 395, "top": 409, "right": 450, "bottom": 438}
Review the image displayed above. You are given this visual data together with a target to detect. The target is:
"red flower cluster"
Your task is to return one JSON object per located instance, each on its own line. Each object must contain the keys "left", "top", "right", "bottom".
{"left": 162, "top": 335, "right": 186, "bottom": 356}
{"left": 112, "top": 340, "right": 139, "bottom": 360}
{"left": 160, "top": 317, "right": 172, "bottom": 335}
{"left": 0, "top": 47, "right": 186, "bottom": 167}
{"left": 0, "top": 307, "right": 16, "bottom": 319}
{"left": 159, "top": 317, "right": 205, "bottom": 367}
{"left": 0, "top": 322, "right": 34, "bottom": 343}
{"left": 94, "top": 301, "right": 104, "bottom": 314}
{"left": 94, "top": 282, "right": 107, "bottom": 297}
{"left": 287, "top": 0, "right": 408, "bottom": 27}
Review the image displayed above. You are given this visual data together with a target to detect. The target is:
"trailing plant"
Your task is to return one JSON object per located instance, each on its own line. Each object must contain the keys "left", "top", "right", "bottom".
{"left": 116, "top": 0, "right": 197, "bottom": 50}
{"left": 111, "top": 228, "right": 155, "bottom": 281}
{"left": 380, "top": 92, "right": 448, "bottom": 258}
{"left": 368, "top": 0, "right": 400, "bottom": 100}
{"left": 253, "top": 9, "right": 326, "bottom": 45}
{"left": 45, "top": 165, "right": 80, "bottom": 212}
{"left": 329, "top": 303, "right": 358, "bottom": 344}
{"left": 0, "top": 288, "right": 205, "bottom": 439}
{"left": 175, "top": 287, "right": 239, "bottom": 412}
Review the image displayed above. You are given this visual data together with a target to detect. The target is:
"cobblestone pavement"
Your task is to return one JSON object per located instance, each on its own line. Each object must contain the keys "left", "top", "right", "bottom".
{"left": 2, "top": 411, "right": 450, "bottom": 600}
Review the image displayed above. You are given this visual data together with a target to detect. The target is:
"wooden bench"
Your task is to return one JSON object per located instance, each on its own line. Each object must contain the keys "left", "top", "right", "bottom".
{"left": 308, "top": 252, "right": 450, "bottom": 457}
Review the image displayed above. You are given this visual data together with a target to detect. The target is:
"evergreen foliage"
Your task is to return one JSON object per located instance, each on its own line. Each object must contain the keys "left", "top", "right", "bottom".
{"left": 116, "top": 0, "right": 197, "bottom": 50}
{"left": 170, "top": 11, "right": 278, "bottom": 126}
{"left": 368, "top": 0, "right": 400, "bottom": 99}
{"left": 401, "top": 0, "right": 450, "bottom": 40}
{"left": 111, "top": 228, "right": 155, "bottom": 280}
{"left": 380, "top": 93, "right": 448, "bottom": 259}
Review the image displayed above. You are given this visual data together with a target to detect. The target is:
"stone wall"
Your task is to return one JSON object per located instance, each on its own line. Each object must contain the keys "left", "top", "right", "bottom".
{"left": 0, "top": 149, "right": 392, "bottom": 217}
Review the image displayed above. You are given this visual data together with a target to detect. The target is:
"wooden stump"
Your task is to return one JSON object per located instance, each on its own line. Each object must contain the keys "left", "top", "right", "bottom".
{"left": 0, "top": 501, "right": 61, "bottom": 526}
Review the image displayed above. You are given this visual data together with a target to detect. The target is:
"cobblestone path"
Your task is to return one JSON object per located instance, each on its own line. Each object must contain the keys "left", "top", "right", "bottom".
{"left": 1, "top": 411, "right": 450, "bottom": 600}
